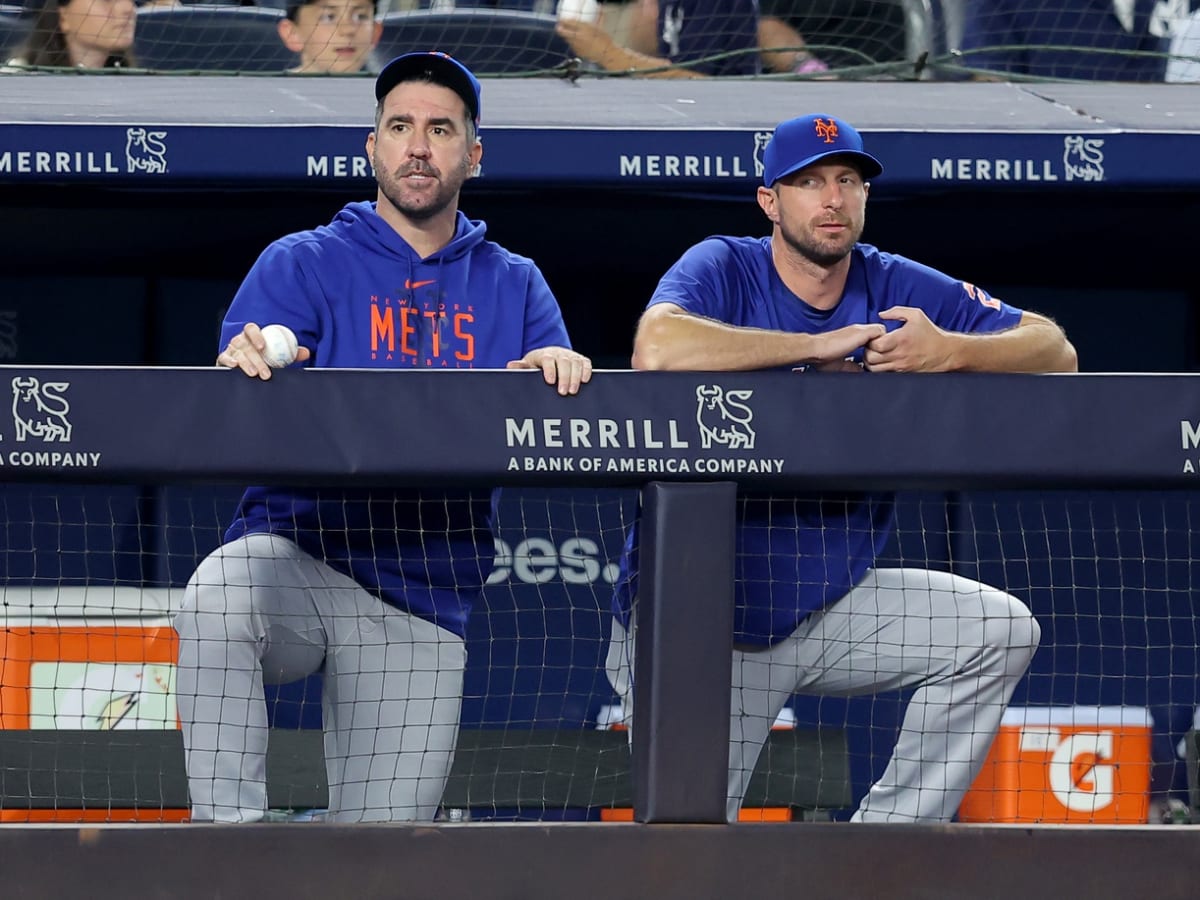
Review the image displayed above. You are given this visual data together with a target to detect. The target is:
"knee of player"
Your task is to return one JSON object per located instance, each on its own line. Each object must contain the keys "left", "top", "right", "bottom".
{"left": 1023, "top": 608, "right": 1042, "bottom": 654}
{"left": 980, "top": 592, "right": 1041, "bottom": 660}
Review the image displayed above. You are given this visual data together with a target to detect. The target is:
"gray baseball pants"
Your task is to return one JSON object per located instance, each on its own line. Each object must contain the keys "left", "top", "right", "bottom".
{"left": 174, "top": 533, "right": 465, "bottom": 823}
{"left": 607, "top": 567, "right": 1040, "bottom": 822}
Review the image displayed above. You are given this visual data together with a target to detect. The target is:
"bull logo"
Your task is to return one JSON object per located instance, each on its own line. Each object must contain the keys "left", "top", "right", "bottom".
{"left": 125, "top": 127, "right": 168, "bottom": 174}
{"left": 752, "top": 131, "right": 772, "bottom": 179}
{"left": 0, "top": 310, "right": 16, "bottom": 360}
{"left": 12, "top": 377, "right": 72, "bottom": 443}
{"left": 1063, "top": 136, "right": 1104, "bottom": 182}
{"left": 696, "top": 385, "right": 755, "bottom": 450}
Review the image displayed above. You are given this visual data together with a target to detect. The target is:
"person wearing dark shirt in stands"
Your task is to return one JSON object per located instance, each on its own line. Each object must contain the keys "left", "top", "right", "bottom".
{"left": 557, "top": 0, "right": 826, "bottom": 77}
{"left": 758, "top": 0, "right": 910, "bottom": 72}
{"left": 8, "top": 0, "right": 136, "bottom": 68}
{"left": 958, "top": 0, "right": 1169, "bottom": 81}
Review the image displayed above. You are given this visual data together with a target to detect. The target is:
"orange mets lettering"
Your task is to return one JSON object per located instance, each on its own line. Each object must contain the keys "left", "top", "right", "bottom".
{"left": 370, "top": 305, "right": 394, "bottom": 352}
{"left": 814, "top": 118, "right": 838, "bottom": 144}
{"left": 400, "top": 307, "right": 418, "bottom": 356}
{"left": 454, "top": 313, "right": 475, "bottom": 361}
{"left": 404, "top": 278, "right": 436, "bottom": 290}
{"left": 371, "top": 304, "right": 475, "bottom": 362}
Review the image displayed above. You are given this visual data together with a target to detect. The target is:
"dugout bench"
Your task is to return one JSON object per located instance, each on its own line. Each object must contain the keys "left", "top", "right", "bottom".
{"left": 0, "top": 726, "right": 852, "bottom": 823}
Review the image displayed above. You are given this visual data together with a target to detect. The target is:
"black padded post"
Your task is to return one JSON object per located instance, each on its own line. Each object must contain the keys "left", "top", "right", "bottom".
{"left": 633, "top": 481, "right": 737, "bottom": 823}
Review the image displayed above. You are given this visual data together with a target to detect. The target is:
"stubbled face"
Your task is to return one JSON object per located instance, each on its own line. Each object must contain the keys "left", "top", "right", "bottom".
{"left": 59, "top": 0, "right": 136, "bottom": 61}
{"left": 285, "top": 0, "right": 380, "bottom": 74}
{"left": 367, "top": 81, "right": 481, "bottom": 222}
{"left": 766, "top": 159, "right": 868, "bottom": 267}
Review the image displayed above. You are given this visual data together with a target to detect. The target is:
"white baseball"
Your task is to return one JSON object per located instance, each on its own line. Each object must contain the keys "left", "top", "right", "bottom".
{"left": 260, "top": 324, "right": 299, "bottom": 368}
{"left": 556, "top": 0, "right": 599, "bottom": 22}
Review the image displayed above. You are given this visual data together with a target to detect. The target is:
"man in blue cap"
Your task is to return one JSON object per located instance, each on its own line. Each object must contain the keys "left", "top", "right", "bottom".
{"left": 607, "top": 113, "right": 1077, "bottom": 823}
{"left": 174, "top": 53, "right": 591, "bottom": 823}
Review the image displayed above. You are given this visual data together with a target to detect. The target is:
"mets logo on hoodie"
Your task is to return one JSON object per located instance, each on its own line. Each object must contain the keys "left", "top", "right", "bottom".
{"left": 369, "top": 286, "right": 477, "bottom": 367}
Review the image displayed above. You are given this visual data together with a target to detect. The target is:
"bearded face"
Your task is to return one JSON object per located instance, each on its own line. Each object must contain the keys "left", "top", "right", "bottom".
{"left": 769, "top": 161, "right": 868, "bottom": 267}
{"left": 374, "top": 147, "right": 473, "bottom": 221}
{"left": 368, "top": 80, "right": 481, "bottom": 223}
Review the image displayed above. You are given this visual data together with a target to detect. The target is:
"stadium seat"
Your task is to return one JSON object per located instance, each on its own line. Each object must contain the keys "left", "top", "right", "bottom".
{"left": 0, "top": 4, "right": 31, "bottom": 62}
{"left": 376, "top": 9, "right": 573, "bottom": 75}
{"left": 133, "top": 6, "right": 299, "bottom": 73}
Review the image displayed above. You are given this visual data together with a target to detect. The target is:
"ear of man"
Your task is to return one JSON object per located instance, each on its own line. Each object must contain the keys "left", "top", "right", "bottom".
{"left": 756, "top": 185, "right": 780, "bottom": 223}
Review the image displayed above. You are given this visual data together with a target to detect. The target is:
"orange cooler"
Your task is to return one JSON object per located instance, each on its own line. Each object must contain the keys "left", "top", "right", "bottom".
{"left": 0, "top": 586, "right": 184, "bottom": 822}
{"left": 958, "top": 706, "right": 1152, "bottom": 824}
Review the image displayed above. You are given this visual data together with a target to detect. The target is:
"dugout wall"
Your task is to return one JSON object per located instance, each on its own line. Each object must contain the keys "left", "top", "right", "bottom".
{"left": 2, "top": 77, "right": 1200, "bottom": 827}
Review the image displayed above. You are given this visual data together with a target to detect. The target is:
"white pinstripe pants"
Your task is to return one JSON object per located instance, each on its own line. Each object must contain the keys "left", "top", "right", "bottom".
{"left": 608, "top": 568, "right": 1040, "bottom": 822}
{"left": 174, "top": 534, "right": 465, "bottom": 823}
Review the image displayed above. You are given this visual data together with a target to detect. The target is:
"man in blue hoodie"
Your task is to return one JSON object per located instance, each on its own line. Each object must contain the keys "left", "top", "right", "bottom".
{"left": 174, "top": 52, "right": 592, "bottom": 823}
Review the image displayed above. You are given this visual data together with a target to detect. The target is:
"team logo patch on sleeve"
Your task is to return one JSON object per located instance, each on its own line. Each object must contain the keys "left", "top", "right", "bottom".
{"left": 963, "top": 282, "right": 1001, "bottom": 311}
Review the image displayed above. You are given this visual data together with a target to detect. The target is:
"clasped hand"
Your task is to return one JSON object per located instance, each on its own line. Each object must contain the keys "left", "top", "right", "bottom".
{"left": 807, "top": 308, "right": 952, "bottom": 373}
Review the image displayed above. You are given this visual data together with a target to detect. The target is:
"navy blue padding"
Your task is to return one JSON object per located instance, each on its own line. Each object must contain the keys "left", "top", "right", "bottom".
{"left": 463, "top": 488, "right": 636, "bottom": 730}
{"left": 0, "top": 485, "right": 152, "bottom": 586}
{"left": 133, "top": 6, "right": 298, "bottom": 72}
{"left": 237, "top": 487, "right": 635, "bottom": 731}
{"left": 954, "top": 490, "right": 1200, "bottom": 715}
{"left": 376, "top": 10, "right": 572, "bottom": 75}
{"left": 154, "top": 485, "right": 244, "bottom": 587}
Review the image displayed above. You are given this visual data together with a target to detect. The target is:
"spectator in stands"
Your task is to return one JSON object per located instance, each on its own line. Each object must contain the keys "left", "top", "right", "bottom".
{"left": 1166, "top": 7, "right": 1200, "bottom": 81}
{"left": 581, "top": 0, "right": 659, "bottom": 56}
{"left": 759, "top": 0, "right": 911, "bottom": 72}
{"left": 610, "top": 112, "right": 1077, "bottom": 823}
{"left": 556, "top": 0, "right": 828, "bottom": 78}
{"left": 8, "top": 0, "right": 136, "bottom": 68}
{"left": 279, "top": 0, "right": 382, "bottom": 74}
{"left": 957, "top": 0, "right": 1170, "bottom": 81}
{"left": 757, "top": 8, "right": 829, "bottom": 74}
{"left": 173, "top": 52, "right": 592, "bottom": 824}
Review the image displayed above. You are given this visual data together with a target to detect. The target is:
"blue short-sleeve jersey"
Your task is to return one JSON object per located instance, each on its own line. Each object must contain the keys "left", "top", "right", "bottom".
{"left": 614, "top": 237, "right": 1024, "bottom": 646}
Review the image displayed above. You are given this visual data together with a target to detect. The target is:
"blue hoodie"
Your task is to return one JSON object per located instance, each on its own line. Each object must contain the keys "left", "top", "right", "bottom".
{"left": 220, "top": 201, "right": 571, "bottom": 637}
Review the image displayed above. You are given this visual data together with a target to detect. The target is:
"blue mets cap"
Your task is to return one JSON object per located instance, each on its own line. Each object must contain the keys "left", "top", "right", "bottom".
{"left": 761, "top": 114, "right": 883, "bottom": 186}
{"left": 375, "top": 52, "right": 482, "bottom": 126}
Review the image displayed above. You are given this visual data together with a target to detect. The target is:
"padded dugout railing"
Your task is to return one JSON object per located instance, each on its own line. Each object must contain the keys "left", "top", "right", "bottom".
{"left": 2, "top": 367, "right": 1200, "bottom": 825}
